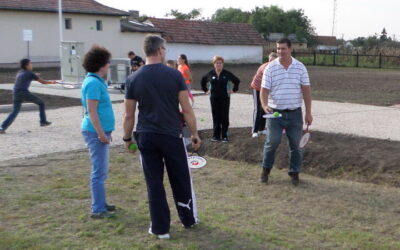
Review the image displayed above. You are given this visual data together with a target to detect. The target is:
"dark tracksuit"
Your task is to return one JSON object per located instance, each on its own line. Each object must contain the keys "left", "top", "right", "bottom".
{"left": 201, "top": 69, "right": 240, "bottom": 139}
{"left": 125, "top": 64, "right": 197, "bottom": 235}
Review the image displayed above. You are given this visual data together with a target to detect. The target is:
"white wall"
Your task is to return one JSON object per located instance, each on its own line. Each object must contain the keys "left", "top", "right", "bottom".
{"left": 0, "top": 10, "right": 157, "bottom": 64}
{"left": 316, "top": 45, "right": 338, "bottom": 51}
{"left": 166, "top": 43, "right": 263, "bottom": 64}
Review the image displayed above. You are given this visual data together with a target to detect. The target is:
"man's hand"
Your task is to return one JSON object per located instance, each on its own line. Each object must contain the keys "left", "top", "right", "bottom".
{"left": 262, "top": 105, "right": 273, "bottom": 114}
{"left": 191, "top": 135, "right": 201, "bottom": 151}
{"left": 98, "top": 133, "right": 110, "bottom": 144}
{"left": 124, "top": 140, "right": 137, "bottom": 154}
{"left": 305, "top": 112, "right": 313, "bottom": 126}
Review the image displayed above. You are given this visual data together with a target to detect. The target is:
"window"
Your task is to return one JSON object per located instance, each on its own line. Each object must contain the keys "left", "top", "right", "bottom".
{"left": 65, "top": 18, "right": 72, "bottom": 30}
{"left": 96, "top": 20, "right": 103, "bottom": 31}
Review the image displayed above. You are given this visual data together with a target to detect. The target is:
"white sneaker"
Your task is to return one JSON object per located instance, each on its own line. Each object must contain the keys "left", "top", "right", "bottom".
{"left": 252, "top": 133, "right": 259, "bottom": 138}
{"left": 148, "top": 228, "right": 170, "bottom": 240}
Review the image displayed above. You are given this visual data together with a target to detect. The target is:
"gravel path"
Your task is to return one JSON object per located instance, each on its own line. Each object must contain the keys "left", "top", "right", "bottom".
{"left": 1, "top": 92, "right": 400, "bottom": 162}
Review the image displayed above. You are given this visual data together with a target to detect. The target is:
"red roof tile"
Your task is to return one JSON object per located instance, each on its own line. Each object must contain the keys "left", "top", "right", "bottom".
{"left": 315, "top": 36, "right": 338, "bottom": 46}
{"left": 148, "top": 18, "right": 265, "bottom": 46}
{"left": 0, "top": 0, "right": 128, "bottom": 16}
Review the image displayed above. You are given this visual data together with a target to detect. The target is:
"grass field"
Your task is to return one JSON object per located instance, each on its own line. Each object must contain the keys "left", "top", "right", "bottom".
{"left": 1, "top": 148, "right": 400, "bottom": 249}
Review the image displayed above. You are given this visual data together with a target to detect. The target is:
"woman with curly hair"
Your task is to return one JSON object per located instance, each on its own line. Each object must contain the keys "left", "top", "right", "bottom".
{"left": 81, "top": 45, "right": 116, "bottom": 219}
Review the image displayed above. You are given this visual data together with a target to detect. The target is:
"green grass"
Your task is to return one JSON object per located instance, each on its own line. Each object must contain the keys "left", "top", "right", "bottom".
{"left": 1, "top": 149, "right": 400, "bottom": 249}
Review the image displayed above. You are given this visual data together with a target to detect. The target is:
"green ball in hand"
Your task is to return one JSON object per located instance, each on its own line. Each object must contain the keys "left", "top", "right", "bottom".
{"left": 129, "top": 143, "right": 138, "bottom": 152}
{"left": 273, "top": 112, "right": 280, "bottom": 118}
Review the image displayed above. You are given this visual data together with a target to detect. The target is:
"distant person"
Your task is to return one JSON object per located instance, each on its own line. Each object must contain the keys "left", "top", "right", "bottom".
{"left": 128, "top": 51, "right": 144, "bottom": 72}
{"left": 200, "top": 56, "right": 240, "bottom": 142}
{"left": 166, "top": 60, "right": 177, "bottom": 68}
{"left": 81, "top": 46, "right": 116, "bottom": 218}
{"left": 131, "top": 62, "right": 141, "bottom": 72}
{"left": 250, "top": 52, "right": 278, "bottom": 138}
{"left": 177, "top": 54, "right": 194, "bottom": 104}
{"left": 123, "top": 35, "right": 201, "bottom": 239}
{"left": 260, "top": 38, "right": 313, "bottom": 186}
{"left": 0, "top": 59, "right": 55, "bottom": 134}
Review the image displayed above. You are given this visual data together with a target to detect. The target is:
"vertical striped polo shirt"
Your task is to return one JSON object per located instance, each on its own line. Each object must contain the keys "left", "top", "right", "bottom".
{"left": 261, "top": 57, "right": 310, "bottom": 110}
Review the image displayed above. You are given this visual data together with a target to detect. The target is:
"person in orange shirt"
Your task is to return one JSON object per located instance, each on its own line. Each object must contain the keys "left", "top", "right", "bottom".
{"left": 177, "top": 54, "right": 194, "bottom": 104}
{"left": 250, "top": 52, "right": 278, "bottom": 138}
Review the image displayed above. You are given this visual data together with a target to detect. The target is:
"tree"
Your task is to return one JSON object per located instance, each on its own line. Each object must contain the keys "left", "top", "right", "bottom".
{"left": 165, "top": 8, "right": 202, "bottom": 20}
{"left": 380, "top": 28, "right": 388, "bottom": 41}
{"left": 211, "top": 8, "right": 251, "bottom": 23}
{"left": 211, "top": 5, "right": 316, "bottom": 45}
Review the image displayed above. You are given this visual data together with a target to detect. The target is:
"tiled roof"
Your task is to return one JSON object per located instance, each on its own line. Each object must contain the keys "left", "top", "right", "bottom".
{"left": 0, "top": 0, "right": 128, "bottom": 16}
{"left": 147, "top": 18, "right": 265, "bottom": 46}
{"left": 315, "top": 36, "right": 338, "bottom": 46}
{"left": 267, "top": 33, "right": 308, "bottom": 43}
{"left": 120, "top": 19, "right": 162, "bottom": 33}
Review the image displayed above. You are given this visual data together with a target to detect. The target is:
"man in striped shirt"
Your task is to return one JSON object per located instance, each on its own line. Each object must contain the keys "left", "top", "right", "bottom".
{"left": 260, "top": 38, "right": 313, "bottom": 186}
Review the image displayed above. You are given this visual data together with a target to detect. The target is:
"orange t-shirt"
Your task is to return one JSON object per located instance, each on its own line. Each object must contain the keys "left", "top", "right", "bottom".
{"left": 178, "top": 64, "right": 191, "bottom": 84}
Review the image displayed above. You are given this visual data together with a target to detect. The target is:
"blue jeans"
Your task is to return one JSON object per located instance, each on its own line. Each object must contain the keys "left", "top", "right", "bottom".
{"left": 1, "top": 91, "right": 47, "bottom": 130}
{"left": 82, "top": 130, "right": 111, "bottom": 213}
{"left": 262, "top": 108, "right": 303, "bottom": 173}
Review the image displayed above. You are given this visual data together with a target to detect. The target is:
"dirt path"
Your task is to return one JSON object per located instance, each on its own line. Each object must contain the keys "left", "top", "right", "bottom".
{"left": 1, "top": 93, "right": 400, "bottom": 162}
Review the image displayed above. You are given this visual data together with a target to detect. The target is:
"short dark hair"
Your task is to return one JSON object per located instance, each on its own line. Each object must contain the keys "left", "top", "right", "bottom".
{"left": 128, "top": 51, "right": 135, "bottom": 56}
{"left": 82, "top": 45, "right": 111, "bottom": 73}
{"left": 143, "top": 35, "right": 165, "bottom": 57}
{"left": 20, "top": 58, "right": 31, "bottom": 70}
{"left": 277, "top": 38, "right": 292, "bottom": 48}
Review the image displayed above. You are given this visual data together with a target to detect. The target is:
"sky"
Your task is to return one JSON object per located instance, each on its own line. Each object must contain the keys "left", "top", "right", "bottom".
{"left": 97, "top": 0, "right": 400, "bottom": 40}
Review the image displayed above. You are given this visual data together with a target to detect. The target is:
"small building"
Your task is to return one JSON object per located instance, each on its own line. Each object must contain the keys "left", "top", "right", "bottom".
{"left": 0, "top": 0, "right": 160, "bottom": 66}
{"left": 266, "top": 33, "right": 308, "bottom": 50}
{"left": 146, "top": 18, "right": 266, "bottom": 64}
{"left": 315, "top": 36, "right": 338, "bottom": 51}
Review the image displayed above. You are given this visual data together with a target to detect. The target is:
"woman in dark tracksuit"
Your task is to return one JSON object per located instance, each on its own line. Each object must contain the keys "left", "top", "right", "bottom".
{"left": 201, "top": 56, "right": 240, "bottom": 142}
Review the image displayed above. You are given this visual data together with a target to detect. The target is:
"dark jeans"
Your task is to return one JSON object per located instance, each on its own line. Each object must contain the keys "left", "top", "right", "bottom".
{"left": 1, "top": 91, "right": 47, "bottom": 130}
{"left": 136, "top": 132, "right": 198, "bottom": 234}
{"left": 252, "top": 89, "right": 266, "bottom": 133}
{"left": 210, "top": 97, "right": 230, "bottom": 139}
{"left": 262, "top": 108, "right": 303, "bottom": 173}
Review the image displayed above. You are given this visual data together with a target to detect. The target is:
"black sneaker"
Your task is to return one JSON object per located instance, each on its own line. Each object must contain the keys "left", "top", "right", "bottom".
{"left": 106, "top": 204, "right": 116, "bottom": 212}
{"left": 211, "top": 137, "right": 220, "bottom": 142}
{"left": 0, "top": 128, "right": 5, "bottom": 134}
{"left": 289, "top": 172, "right": 300, "bottom": 186}
{"left": 40, "top": 121, "right": 52, "bottom": 127}
{"left": 90, "top": 211, "right": 115, "bottom": 219}
{"left": 261, "top": 168, "right": 271, "bottom": 183}
{"left": 221, "top": 137, "right": 229, "bottom": 143}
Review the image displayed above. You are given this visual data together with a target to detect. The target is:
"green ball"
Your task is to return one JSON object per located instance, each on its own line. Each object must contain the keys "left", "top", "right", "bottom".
{"left": 129, "top": 143, "right": 138, "bottom": 151}
{"left": 273, "top": 112, "right": 280, "bottom": 118}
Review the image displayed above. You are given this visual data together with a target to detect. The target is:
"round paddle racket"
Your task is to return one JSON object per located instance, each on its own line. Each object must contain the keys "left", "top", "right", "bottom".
{"left": 188, "top": 153, "right": 207, "bottom": 169}
{"left": 299, "top": 124, "right": 311, "bottom": 148}
{"left": 56, "top": 81, "right": 82, "bottom": 89}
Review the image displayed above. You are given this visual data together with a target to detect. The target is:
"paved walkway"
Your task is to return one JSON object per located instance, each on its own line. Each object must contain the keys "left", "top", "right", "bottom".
{"left": 1, "top": 84, "right": 400, "bottom": 161}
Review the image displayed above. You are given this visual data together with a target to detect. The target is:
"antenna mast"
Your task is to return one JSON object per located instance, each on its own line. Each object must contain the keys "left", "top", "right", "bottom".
{"left": 332, "top": 0, "right": 337, "bottom": 36}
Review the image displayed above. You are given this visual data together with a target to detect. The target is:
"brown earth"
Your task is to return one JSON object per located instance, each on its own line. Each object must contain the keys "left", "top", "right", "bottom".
{"left": 196, "top": 127, "right": 400, "bottom": 188}
{"left": 0, "top": 89, "right": 80, "bottom": 109}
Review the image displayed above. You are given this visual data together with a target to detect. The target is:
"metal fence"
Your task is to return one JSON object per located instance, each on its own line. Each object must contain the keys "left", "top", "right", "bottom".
{"left": 290, "top": 51, "right": 400, "bottom": 69}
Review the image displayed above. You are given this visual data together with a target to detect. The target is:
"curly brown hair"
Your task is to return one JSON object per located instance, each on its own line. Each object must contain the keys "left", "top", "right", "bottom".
{"left": 82, "top": 45, "right": 111, "bottom": 73}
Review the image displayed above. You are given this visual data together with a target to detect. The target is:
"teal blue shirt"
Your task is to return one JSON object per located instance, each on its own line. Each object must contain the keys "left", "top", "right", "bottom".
{"left": 81, "top": 73, "right": 115, "bottom": 133}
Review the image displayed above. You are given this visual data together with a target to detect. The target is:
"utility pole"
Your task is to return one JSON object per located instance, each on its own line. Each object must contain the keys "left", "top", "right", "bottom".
{"left": 332, "top": 0, "right": 337, "bottom": 36}
{"left": 58, "top": 0, "right": 63, "bottom": 80}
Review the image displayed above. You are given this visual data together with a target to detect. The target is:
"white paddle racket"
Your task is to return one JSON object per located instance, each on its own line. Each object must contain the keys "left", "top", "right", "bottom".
{"left": 263, "top": 112, "right": 282, "bottom": 119}
{"left": 188, "top": 153, "right": 207, "bottom": 169}
{"left": 299, "top": 124, "right": 311, "bottom": 148}
{"left": 56, "top": 81, "right": 82, "bottom": 89}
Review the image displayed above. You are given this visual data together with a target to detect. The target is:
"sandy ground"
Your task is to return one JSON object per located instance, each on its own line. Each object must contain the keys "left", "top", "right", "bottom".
{"left": 1, "top": 86, "right": 400, "bottom": 162}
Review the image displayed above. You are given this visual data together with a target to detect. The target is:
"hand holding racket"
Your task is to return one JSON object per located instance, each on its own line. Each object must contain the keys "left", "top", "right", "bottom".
{"left": 191, "top": 136, "right": 201, "bottom": 151}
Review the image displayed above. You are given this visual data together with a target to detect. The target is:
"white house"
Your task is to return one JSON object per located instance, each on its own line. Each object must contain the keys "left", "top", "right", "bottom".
{"left": 315, "top": 36, "right": 338, "bottom": 51}
{"left": 147, "top": 18, "right": 266, "bottom": 64}
{"left": 0, "top": 0, "right": 161, "bottom": 67}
